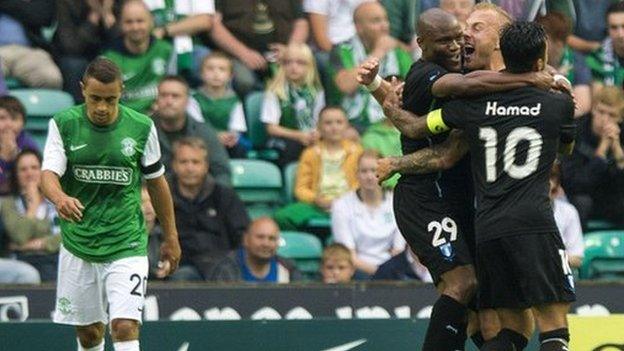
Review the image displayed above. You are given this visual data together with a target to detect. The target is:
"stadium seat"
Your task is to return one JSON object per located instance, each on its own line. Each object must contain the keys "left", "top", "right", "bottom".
{"left": 278, "top": 231, "right": 323, "bottom": 279}
{"left": 5, "top": 77, "right": 23, "bottom": 89}
{"left": 580, "top": 231, "right": 624, "bottom": 279}
{"left": 283, "top": 162, "right": 298, "bottom": 203}
{"left": 230, "top": 159, "right": 283, "bottom": 205}
{"left": 10, "top": 89, "right": 74, "bottom": 132}
{"left": 243, "top": 91, "right": 278, "bottom": 160}
{"left": 586, "top": 219, "right": 618, "bottom": 232}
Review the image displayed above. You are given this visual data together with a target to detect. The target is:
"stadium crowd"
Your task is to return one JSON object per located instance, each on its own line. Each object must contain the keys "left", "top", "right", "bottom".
{"left": 0, "top": 0, "right": 623, "bottom": 285}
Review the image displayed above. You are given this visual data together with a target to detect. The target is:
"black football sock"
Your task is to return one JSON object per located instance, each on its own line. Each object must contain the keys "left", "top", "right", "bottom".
{"left": 471, "top": 331, "right": 485, "bottom": 349}
{"left": 539, "top": 328, "right": 570, "bottom": 351}
{"left": 422, "top": 294, "right": 468, "bottom": 351}
{"left": 481, "top": 334, "right": 515, "bottom": 351}
{"left": 500, "top": 328, "right": 529, "bottom": 350}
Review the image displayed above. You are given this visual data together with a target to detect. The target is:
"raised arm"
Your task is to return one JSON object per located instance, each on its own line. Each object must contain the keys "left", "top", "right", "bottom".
{"left": 381, "top": 79, "right": 430, "bottom": 139}
{"left": 376, "top": 130, "right": 469, "bottom": 182}
{"left": 431, "top": 70, "right": 554, "bottom": 98}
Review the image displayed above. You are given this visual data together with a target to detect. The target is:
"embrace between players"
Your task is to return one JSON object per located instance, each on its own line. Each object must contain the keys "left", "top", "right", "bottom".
{"left": 358, "top": 4, "right": 576, "bottom": 351}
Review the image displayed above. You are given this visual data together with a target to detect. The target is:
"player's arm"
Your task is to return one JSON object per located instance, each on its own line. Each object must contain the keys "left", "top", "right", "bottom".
{"left": 382, "top": 82, "right": 453, "bottom": 139}
{"left": 40, "top": 119, "right": 84, "bottom": 222}
{"left": 357, "top": 58, "right": 395, "bottom": 105}
{"left": 376, "top": 130, "right": 469, "bottom": 182}
{"left": 142, "top": 124, "right": 181, "bottom": 277}
{"left": 146, "top": 175, "right": 181, "bottom": 276}
{"left": 431, "top": 70, "right": 555, "bottom": 98}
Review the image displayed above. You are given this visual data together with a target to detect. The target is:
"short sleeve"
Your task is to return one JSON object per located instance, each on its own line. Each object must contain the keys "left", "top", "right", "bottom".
{"left": 330, "top": 196, "right": 356, "bottom": 250}
{"left": 260, "top": 92, "right": 281, "bottom": 125}
{"left": 41, "top": 120, "right": 67, "bottom": 177}
{"left": 186, "top": 96, "right": 205, "bottom": 123}
{"left": 559, "top": 96, "right": 576, "bottom": 144}
{"left": 303, "top": 0, "right": 329, "bottom": 14}
{"left": 402, "top": 62, "right": 448, "bottom": 115}
{"left": 440, "top": 100, "right": 468, "bottom": 130}
{"left": 141, "top": 123, "right": 165, "bottom": 179}
{"left": 228, "top": 102, "right": 247, "bottom": 132}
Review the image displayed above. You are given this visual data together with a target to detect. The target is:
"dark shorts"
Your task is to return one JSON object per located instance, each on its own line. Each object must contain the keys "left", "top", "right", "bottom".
{"left": 394, "top": 180, "right": 473, "bottom": 286}
{"left": 476, "top": 232, "right": 577, "bottom": 309}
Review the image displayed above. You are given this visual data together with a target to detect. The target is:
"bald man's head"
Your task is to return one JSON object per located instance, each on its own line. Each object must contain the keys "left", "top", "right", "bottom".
{"left": 417, "top": 9, "right": 463, "bottom": 72}
{"left": 353, "top": 2, "right": 390, "bottom": 48}
{"left": 244, "top": 217, "right": 280, "bottom": 263}
{"left": 121, "top": 0, "right": 153, "bottom": 47}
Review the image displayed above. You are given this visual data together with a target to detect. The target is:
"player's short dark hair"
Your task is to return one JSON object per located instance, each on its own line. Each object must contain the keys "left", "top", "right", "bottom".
{"left": 11, "top": 149, "right": 42, "bottom": 195}
{"left": 535, "top": 12, "right": 571, "bottom": 43}
{"left": 158, "top": 75, "right": 190, "bottom": 93}
{"left": 500, "top": 21, "right": 547, "bottom": 74}
{"left": 0, "top": 95, "right": 27, "bottom": 121}
{"left": 82, "top": 57, "right": 122, "bottom": 85}
{"left": 607, "top": 1, "right": 624, "bottom": 20}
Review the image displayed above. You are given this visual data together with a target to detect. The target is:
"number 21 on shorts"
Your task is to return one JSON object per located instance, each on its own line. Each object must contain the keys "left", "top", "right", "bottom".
{"left": 429, "top": 217, "right": 458, "bottom": 247}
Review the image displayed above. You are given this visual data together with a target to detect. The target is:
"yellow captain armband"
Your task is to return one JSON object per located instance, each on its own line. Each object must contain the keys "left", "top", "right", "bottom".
{"left": 426, "top": 109, "right": 451, "bottom": 135}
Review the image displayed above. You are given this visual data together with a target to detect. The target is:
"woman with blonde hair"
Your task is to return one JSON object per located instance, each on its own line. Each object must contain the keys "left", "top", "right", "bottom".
{"left": 260, "top": 43, "right": 326, "bottom": 167}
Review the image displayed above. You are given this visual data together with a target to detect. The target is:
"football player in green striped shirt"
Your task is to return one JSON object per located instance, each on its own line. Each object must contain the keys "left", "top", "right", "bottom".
{"left": 41, "top": 58, "right": 181, "bottom": 351}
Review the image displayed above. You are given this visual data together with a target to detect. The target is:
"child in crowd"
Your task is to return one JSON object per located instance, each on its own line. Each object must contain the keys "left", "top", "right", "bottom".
{"left": 274, "top": 106, "right": 362, "bottom": 230}
{"left": 189, "top": 52, "right": 250, "bottom": 158}
{"left": 320, "top": 243, "right": 355, "bottom": 284}
{"left": 261, "top": 43, "right": 325, "bottom": 167}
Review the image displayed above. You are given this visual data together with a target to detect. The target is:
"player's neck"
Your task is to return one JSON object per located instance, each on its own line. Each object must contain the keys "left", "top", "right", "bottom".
{"left": 124, "top": 37, "right": 150, "bottom": 55}
{"left": 87, "top": 110, "right": 118, "bottom": 126}
{"left": 202, "top": 85, "right": 227, "bottom": 98}
{"left": 488, "top": 52, "right": 505, "bottom": 71}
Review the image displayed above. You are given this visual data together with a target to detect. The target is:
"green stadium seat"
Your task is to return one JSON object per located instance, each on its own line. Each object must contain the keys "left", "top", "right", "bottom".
{"left": 243, "top": 91, "right": 278, "bottom": 161}
{"left": 278, "top": 231, "right": 323, "bottom": 278}
{"left": 5, "top": 77, "right": 23, "bottom": 89}
{"left": 10, "top": 89, "right": 74, "bottom": 132}
{"left": 580, "top": 231, "right": 624, "bottom": 279}
{"left": 244, "top": 91, "right": 267, "bottom": 149}
{"left": 230, "top": 159, "right": 283, "bottom": 204}
{"left": 283, "top": 162, "right": 298, "bottom": 203}
{"left": 586, "top": 219, "right": 618, "bottom": 232}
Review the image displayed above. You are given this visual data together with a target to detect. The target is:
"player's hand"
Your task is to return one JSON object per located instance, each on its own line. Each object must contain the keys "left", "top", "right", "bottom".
{"left": 552, "top": 76, "right": 573, "bottom": 96}
{"left": 382, "top": 77, "right": 403, "bottom": 118}
{"left": 377, "top": 157, "right": 398, "bottom": 184}
{"left": 55, "top": 195, "right": 84, "bottom": 222}
{"left": 531, "top": 70, "right": 555, "bottom": 91}
{"left": 357, "top": 58, "right": 380, "bottom": 86}
{"left": 157, "top": 239, "right": 181, "bottom": 278}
